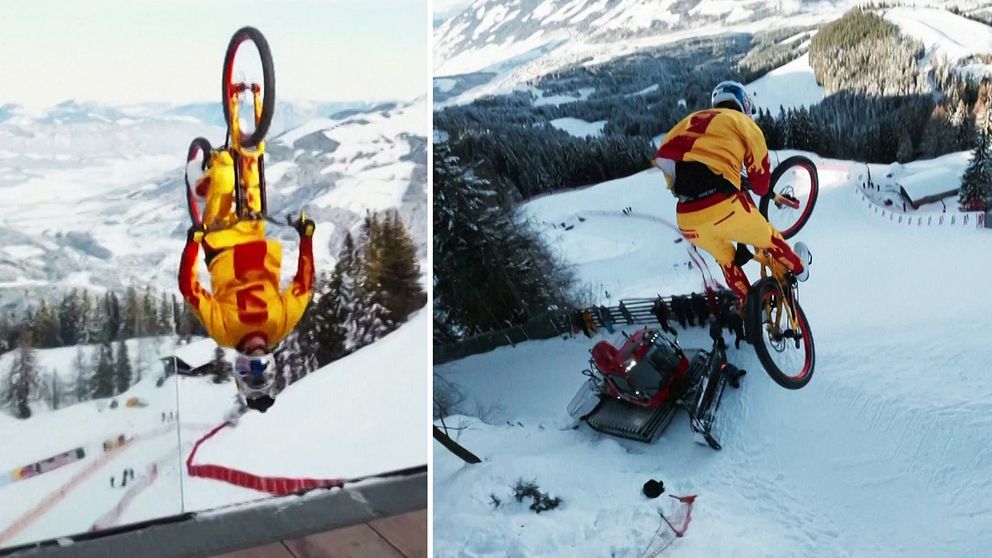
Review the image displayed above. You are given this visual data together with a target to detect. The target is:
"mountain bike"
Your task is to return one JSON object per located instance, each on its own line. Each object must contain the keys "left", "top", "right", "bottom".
{"left": 184, "top": 26, "right": 276, "bottom": 230}
{"left": 740, "top": 155, "right": 819, "bottom": 389}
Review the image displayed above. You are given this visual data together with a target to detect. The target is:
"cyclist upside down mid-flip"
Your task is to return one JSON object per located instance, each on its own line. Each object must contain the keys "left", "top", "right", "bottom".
{"left": 654, "top": 80, "right": 812, "bottom": 305}
{"left": 179, "top": 149, "right": 315, "bottom": 413}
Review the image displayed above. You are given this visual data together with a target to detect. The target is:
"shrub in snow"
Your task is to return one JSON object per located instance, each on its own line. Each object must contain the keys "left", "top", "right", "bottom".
{"left": 511, "top": 479, "right": 562, "bottom": 514}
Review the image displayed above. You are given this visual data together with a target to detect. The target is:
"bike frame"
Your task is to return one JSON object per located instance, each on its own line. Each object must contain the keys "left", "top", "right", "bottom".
{"left": 227, "top": 81, "right": 268, "bottom": 220}
{"left": 751, "top": 248, "right": 802, "bottom": 335}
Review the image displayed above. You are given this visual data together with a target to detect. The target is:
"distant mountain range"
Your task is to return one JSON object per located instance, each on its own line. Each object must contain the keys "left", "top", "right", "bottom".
{"left": 0, "top": 98, "right": 427, "bottom": 312}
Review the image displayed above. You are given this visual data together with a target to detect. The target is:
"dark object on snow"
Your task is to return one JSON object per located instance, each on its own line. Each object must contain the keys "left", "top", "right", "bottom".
{"left": 512, "top": 479, "right": 562, "bottom": 513}
{"left": 110, "top": 476, "right": 115, "bottom": 488}
{"left": 433, "top": 426, "right": 482, "bottom": 464}
{"left": 247, "top": 395, "right": 275, "bottom": 413}
{"left": 109, "top": 399, "right": 119, "bottom": 409}
{"left": 643, "top": 479, "right": 665, "bottom": 499}
{"left": 577, "top": 216, "right": 586, "bottom": 222}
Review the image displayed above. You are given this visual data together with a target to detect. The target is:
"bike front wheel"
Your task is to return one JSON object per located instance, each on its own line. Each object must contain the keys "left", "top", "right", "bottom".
{"left": 222, "top": 26, "right": 276, "bottom": 148}
{"left": 759, "top": 155, "right": 819, "bottom": 239}
{"left": 745, "top": 277, "right": 815, "bottom": 389}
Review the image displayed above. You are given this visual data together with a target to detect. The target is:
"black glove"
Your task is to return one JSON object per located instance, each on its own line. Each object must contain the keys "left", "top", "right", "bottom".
{"left": 288, "top": 212, "right": 316, "bottom": 237}
{"left": 187, "top": 224, "right": 206, "bottom": 244}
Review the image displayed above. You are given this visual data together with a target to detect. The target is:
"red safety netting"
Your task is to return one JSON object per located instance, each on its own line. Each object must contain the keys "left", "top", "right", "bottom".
{"left": 185, "top": 422, "right": 346, "bottom": 496}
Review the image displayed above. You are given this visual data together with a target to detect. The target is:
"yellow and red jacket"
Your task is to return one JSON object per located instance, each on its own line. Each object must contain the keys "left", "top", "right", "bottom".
{"left": 178, "top": 235, "right": 314, "bottom": 349}
{"left": 657, "top": 108, "right": 772, "bottom": 196}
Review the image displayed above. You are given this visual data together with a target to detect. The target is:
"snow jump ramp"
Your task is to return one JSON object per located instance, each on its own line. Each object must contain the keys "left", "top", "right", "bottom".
{"left": 0, "top": 468, "right": 426, "bottom": 558}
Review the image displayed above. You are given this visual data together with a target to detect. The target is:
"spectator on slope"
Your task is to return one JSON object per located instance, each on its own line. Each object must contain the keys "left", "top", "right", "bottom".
{"left": 653, "top": 81, "right": 812, "bottom": 307}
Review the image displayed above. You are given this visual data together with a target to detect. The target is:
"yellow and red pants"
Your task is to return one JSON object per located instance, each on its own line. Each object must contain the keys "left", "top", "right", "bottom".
{"left": 676, "top": 192, "right": 802, "bottom": 301}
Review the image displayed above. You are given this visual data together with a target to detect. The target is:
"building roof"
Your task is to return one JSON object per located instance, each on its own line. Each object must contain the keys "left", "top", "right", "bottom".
{"left": 171, "top": 337, "right": 222, "bottom": 370}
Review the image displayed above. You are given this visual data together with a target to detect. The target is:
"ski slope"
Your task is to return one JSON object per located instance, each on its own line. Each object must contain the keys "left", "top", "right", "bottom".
{"left": 885, "top": 7, "right": 992, "bottom": 65}
{"left": 0, "top": 314, "right": 428, "bottom": 549}
{"left": 434, "top": 153, "right": 992, "bottom": 557}
{"left": 746, "top": 53, "right": 825, "bottom": 113}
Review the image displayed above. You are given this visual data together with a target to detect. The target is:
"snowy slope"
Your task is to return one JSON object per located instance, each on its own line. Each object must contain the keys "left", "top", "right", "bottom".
{"left": 886, "top": 7, "right": 992, "bottom": 64}
{"left": 180, "top": 312, "right": 430, "bottom": 511}
{"left": 434, "top": 153, "right": 992, "bottom": 557}
{"left": 549, "top": 117, "right": 607, "bottom": 137}
{"left": 746, "top": 52, "right": 825, "bottom": 113}
{"left": 0, "top": 315, "right": 427, "bottom": 548}
{"left": 0, "top": 99, "right": 427, "bottom": 310}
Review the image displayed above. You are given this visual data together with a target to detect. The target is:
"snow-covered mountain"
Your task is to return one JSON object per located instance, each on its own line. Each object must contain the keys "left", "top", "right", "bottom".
{"left": 436, "top": 0, "right": 851, "bottom": 75}
{"left": 0, "top": 98, "right": 427, "bottom": 310}
{"left": 434, "top": 0, "right": 992, "bottom": 105}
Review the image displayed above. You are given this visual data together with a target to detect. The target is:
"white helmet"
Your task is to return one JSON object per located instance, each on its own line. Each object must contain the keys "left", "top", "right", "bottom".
{"left": 711, "top": 81, "right": 756, "bottom": 117}
{"left": 234, "top": 352, "right": 275, "bottom": 398}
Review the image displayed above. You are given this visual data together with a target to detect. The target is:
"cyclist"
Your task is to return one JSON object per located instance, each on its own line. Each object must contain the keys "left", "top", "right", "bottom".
{"left": 654, "top": 80, "right": 812, "bottom": 304}
{"left": 179, "top": 150, "right": 315, "bottom": 412}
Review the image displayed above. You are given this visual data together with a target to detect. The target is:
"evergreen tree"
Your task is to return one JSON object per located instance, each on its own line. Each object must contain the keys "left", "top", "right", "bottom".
{"left": 90, "top": 342, "right": 115, "bottom": 398}
{"left": 896, "top": 129, "right": 914, "bottom": 163}
{"left": 172, "top": 294, "right": 183, "bottom": 335}
{"left": 350, "top": 287, "right": 393, "bottom": 350}
{"left": 0, "top": 313, "right": 9, "bottom": 354}
{"left": 960, "top": 85, "right": 992, "bottom": 211}
{"left": 103, "top": 291, "right": 122, "bottom": 342}
{"left": 59, "top": 289, "right": 81, "bottom": 346}
{"left": 122, "top": 287, "right": 139, "bottom": 339}
{"left": 373, "top": 211, "right": 427, "bottom": 324}
{"left": 81, "top": 290, "right": 100, "bottom": 344}
{"left": 3, "top": 334, "right": 39, "bottom": 419}
{"left": 921, "top": 105, "right": 956, "bottom": 158}
{"left": 178, "top": 303, "right": 206, "bottom": 342}
{"left": 142, "top": 287, "right": 157, "bottom": 336}
{"left": 953, "top": 99, "right": 975, "bottom": 150}
{"left": 305, "top": 270, "right": 347, "bottom": 366}
{"left": 33, "top": 300, "right": 61, "bottom": 348}
{"left": 336, "top": 233, "right": 362, "bottom": 348}
{"left": 345, "top": 220, "right": 396, "bottom": 349}
{"left": 47, "top": 371, "right": 63, "bottom": 411}
{"left": 114, "top": 340, "right": 133, "bottom": 394}
{"left": 272, "top": 331, "right": 316, "bottom": 390}
{"left": 158, "top": 293, "right": 173, "bottom": 335}
{"left": 434, "top": 144, "right": 573, "bottom": 338}
{"left": 72, "top": 346, "right": 90, "bottom": 403}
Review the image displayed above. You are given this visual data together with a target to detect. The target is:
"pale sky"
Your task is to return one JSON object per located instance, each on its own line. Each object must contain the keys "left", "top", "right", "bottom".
{"left": 0, "top": 0, "right": 427, "bottom": 107}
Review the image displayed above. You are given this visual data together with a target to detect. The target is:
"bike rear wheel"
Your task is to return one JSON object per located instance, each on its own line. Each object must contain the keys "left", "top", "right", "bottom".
{"left": 759, "top": 155, "right": 819, "bottom": 239}
{"left": 184, "top": 137, "right": 213, "bottom": 226}
{"left": 745, "top": 277, "right": 815, "bottom": 389}
{"left": 222, "top": 26, "right": 276, "bottom": 148}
